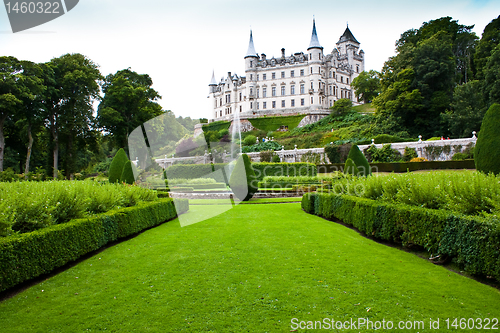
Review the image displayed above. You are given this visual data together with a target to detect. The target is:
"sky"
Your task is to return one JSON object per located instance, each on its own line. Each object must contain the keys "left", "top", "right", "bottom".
{"left": 1, "top": 0, "right": 499, "bottom": 120}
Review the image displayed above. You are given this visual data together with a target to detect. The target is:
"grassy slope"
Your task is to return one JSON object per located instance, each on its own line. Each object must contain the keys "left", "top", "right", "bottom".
{"left": 1, "top": 204, "right": 498, "bottom": 332}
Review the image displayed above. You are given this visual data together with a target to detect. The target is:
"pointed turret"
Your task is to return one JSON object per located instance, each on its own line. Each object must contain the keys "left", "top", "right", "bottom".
{"left": 209, "top": 70, "right": 217, "bottom": 93}
{"left": 307, "top": 19, "right": 323, "bottom": 50}
{"left": 245, "top": 30, "right": 258, "bottom": 58}
{"left": 338, "top": 25, "right": 359, "bottom": 44}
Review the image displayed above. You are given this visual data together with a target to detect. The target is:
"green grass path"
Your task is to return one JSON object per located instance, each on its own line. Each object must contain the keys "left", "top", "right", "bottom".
{"left": 0, "top": 203, "right": 499, "bottom": 332}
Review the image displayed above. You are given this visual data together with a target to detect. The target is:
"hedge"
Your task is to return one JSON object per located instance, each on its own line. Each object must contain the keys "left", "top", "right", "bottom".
{"left": 248, "top": 115, "right": 306, "bottom": 132}
{"left": 0, "top": 198, "right": 188, "bottom": 293}
{"left": 174, "top": 183, "right": 227, "bottom": 190}
{"left": 165, "top": 162, "right": 317, "bottom": 183}
{"left": 302, "top": 193, "right": 500, "bottom": 282}
{"left": 317, "top": 160, "right": 476, "bottom": 173}
{"left": 202, "top": 121, "right": 231, "bottom": 133}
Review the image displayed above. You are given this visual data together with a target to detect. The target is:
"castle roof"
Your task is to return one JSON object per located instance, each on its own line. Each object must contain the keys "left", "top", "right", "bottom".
{"left": 307, "top": 19, "right": 323, "bottom": 50}
{"left": 338, "top": 26, "right": 359, "bottom": 44}
{"left": 245, "top": 30, "right": 258, "bottom": 58}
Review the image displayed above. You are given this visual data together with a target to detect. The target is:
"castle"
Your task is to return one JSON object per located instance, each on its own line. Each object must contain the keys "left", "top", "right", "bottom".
{"left": 208, "top": 19, "right": 365, "bottom": 124}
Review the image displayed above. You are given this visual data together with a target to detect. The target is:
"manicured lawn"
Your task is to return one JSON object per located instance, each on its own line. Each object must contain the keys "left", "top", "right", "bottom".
{"left": 0, "top": 203, "right": 499, "bottom": 332}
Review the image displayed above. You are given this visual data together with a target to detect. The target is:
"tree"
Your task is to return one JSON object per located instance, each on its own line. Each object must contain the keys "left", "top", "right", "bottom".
{"left": 108, "top": 148, "right": 129, "bottom": 183}
{"left": 351, "top": 70, "right": 380, "bottom": 103}
{"left": 44, "top": 53, "right": 102, "bottom": 179}
{"left": 445, "top": 80, "right": 486, "bottom": 137}
{"left": 330, "top": 98, "right": 352, "bottom": 116}
{"left": 474, "top": 15, "right": 500, "bottom": 80}
{"left": 474, "top": 103, "right": 500, "bottom": 175}
{"left": 120, "top": 160, "right": 136, "bottom": 185}
{"left": 98, "top": 68, "right": 164, "bottom": 151}
{"left": 483, "top": 44, "right": 500, "bottom": 107}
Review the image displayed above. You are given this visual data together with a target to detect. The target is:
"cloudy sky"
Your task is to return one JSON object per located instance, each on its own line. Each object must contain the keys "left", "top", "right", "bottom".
{"left": 1, "top": 0, "right": 499, "bottom": 120}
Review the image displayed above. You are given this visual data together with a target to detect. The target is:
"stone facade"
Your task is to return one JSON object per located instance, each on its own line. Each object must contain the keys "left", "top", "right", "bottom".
{"left": 208, "top": 19, "right": 365, "bottom": 123}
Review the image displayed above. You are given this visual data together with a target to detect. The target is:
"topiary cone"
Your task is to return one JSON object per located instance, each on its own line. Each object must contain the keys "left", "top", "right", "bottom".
{"left": 120, "top": 160, "right": 136, "bottom": 185}
{"left": 229, "top": 154, "right": 257, "bottom": 201}
{"left": 108, "top": 148, "right": 129, "bottom": 183}
{"left": 344, "top": 158, "right": 359, "bottom": 176}
{"left": 346, "top": 144, "right": 371, "bottom": 176}
{"left": 475, "top": 103, "right": 500, "bottom": 175}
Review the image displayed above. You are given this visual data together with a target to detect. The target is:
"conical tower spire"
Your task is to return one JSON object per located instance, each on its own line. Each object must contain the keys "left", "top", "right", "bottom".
{"left": 209, "top": 70, "right": 217, "bottom": 86}
{"left": 338, "top": 25, "right": 359, "bottom": 44}
{"left": 307, "top": 18, "right": 323, "bottom": 50}
{"left": 245, "top": 30, "right": 258, "bottom": 58}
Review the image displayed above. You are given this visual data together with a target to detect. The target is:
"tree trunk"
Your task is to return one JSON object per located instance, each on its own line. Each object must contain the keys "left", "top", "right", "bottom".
{"left": 0, "top": 116, "right": 6, "bottom": 172}
{"left": 24, "top": 123, "right": 33, "bottom": 179}
{"left": 53, "top": 134, "right": 58, "bottom": 179}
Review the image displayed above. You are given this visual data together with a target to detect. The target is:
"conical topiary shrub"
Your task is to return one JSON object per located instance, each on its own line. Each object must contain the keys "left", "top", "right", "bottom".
{"left": 229, "top": 154, "right": 257, "bottom": 201}
{"left": 120, "top": 160, "right": 136, "bottom": 185}
{"left": 346, "top": 144, "right": 371, "bottom": 176}
{"left": 475, "top": 103, "right": 500, "bottom": 175}
{"left": 344, "top": 158, "right": 359, "bottom": 176}
{"left": 108, "top": 148, "right": 129, "bottom": 183}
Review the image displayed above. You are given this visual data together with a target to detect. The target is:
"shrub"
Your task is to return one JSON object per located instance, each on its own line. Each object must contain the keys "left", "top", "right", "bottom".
{"left": 475, "top": 103, "right": 500, "bottom": 175}
{"left": 324, "top": 144, "right": 341, "bottom": 163}
{"left": 403, "top": 147, "right": 418, "bottom": 161}
{"left": 242, "top": 140, "right": 281, "bottom": 153}
{"left": 259, "top": 150, "right": 275, "bottom": 162}
{"left": 243, "top": 135, "right": 257, "bottom": 146}
{"left": 365, "top": 144, "right": 402, "bottom": 163}
{"left": 108, "top": 148, "right": 129, "bottom": 183}
{"left": 452, "top": 153, "right": 469, "bottom": 161}
{"left": 219, "top": 128, "right": 229, "bottom": 137}
{"left": 229, "top": 154, "right": 257, "bottom": 201}
{"left": 343, "top": 158, "right": 359, "bottom": 176}
{"left": 410, "top": 157, "right": 428, "bottom": 162}
{"left": 346, "top": 144, "right": 371, "bottom": 176}
{"left": 121, "top": 160, "right": 136, "bottom": 184}
{"left": 330, "top": 98, "right": 352, "bottom": 116}
{"left": 373, "top": 134, "right": 415, "bottom": 144}
{"left": 271, "top": 154, "right": 281, "bottom": 163}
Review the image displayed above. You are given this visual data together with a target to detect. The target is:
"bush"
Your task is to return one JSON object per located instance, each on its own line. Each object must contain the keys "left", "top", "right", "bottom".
{"left": 452, "top": 153, "right": 469, "bottom": 161}
{"left": 243, "top": 135, "right": 257, "bottom": 146}
{"left": 475, "top": 103, "right": 500, "bottom": 175}
{"left": 271, "top": 154, "right": 281, "bottom": 163}
{"left": 373, "top": 134, "right": 415, "bottom": 144}
{"left": 121, "top": 160, "right": 136, "bottom": 184}
{"left": 346, "top": 145, "right": 371, "bottom": 176}
{"left": 301, "top": 193, "right": 500, "bottom": 282}
{"left": 219, "top": 128, "right": 229, "bottom": 137}
{"left": 364, "top": 144, "right": 402, "bottom": 163}
{"left": 330, "top": 98, "right": 352, "bottom": 116}
{"left": 108, "top": 148, "right": 129, "bottom": 183}
{"left": 343, "top": 158, "right": 359, "bottom": 176}
{"left": 0, "top": 198, "right": 187, "bottom": 293}
{"left": 403, "top": 147, "right": 418, "bottom": 161}
{"left": 229, "top": 154, "right": 257, "bottom": 201}
{"left": 410, "top": 157, "right": 428, "bottom": 162}
{"left": 242, "top": 140, "right": 281, "bottom": 153}
{"left": 259, "top": 150, "right": 275, "bottom": 163}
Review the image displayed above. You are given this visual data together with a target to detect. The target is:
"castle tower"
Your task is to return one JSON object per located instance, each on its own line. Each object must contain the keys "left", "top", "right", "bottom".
{"left": 208, "top": 70, "right": 217, "bottom": 119}
{"left": 244, "top": 30, "right": 258, "bottom": 112}
{"left": 307, "top": 19, "right": 324, "bottom": 110}
{"left": 336, "top": 25, "right": 364, "bottom": 102}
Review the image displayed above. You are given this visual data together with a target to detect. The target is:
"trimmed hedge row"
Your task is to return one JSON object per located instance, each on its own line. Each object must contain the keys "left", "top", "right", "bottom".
{"left": 165, "top": 162, "right": 317, "bottom": 183}
{"left": 175, "top": 183, "right": 227, "bottom": 190}
{"left": 317, "top": 160, "right": 476, "bottom": 173}
{"left": 0, "top": 198, "right": 188, "bottom": 293}
{"left": 302, "top": 193, "right": 500, "bottom": 282}
{"left": 202, "top": 121, "right": 231, "bottom": 133}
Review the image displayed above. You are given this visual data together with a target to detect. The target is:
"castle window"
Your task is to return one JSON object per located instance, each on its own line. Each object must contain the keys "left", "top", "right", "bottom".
{"left": 250, "top": 61, "right": 253, "bottom": 68}
{"left": 257, "top": 74, "right": 259, "bottom": 81}
{"left": 250, "top": 74, "right": 253, "bottom": 81}
{"left": 272, "top": 87, "right": 276, "bottom": 97}
{"left": 257, "top": 89, "right": 260, "bottom": 98}
{"left": 272, "top": 72, "right": 276, "bottom": 79}
{"left": 240, "top": 106, "right": 242, "bottom": 112}
{"left": 301, "top": 98, "right": 305, "bottom": 106}
{"left": 300, "top": 84, "right": 305, "bottom": 94}
{"left": 291, "top": 85, "right": 295, "bottom": 95}
{"left": 281, "top": 86, "right": 285, "bottom": 96}
{"left": 311, "top": 82, "right": 314, "bottom": 90}
{"left": 239, "top": 92, "right": 242, "bottom": 101}
{"left": 291, "top": 99, "right": 295, "bottom": 107}
{"left": 250, "top": 88, "right": 253, "bottom": 96}
{"left": 330, "top": 100, "right": 333, "bottom": 107}
{"left": 310, "top": 67, "right": 312, "bottom": 74}
{"left": 356, "top": 65, "right": 359, "bottom": 73}
{"left": 281, "top": 71, "right": 285, "bottom": 79}
{"left": 250, "top": 102, "right": 253, "bottom": 109}
{"left": 300, "top": 69, "right": 304, "bottom": 76}
{"left": 257, "top": 102, "right": 260, "bottom": 110}
{"left": 329, "top": 71, "right": 332, "bottom": 78}
{"left": 347, "top": 78, "right": 349, "bottom": 84}
{"left": 311, "top": 97, "right": 314, "bottom": 104}
{"left": 281, "top": 100, "right": 285, "bottom": 107}
{"left": 291, "top": 70, "right": 295, "bottom": 78}
{"left": 263, "top": 87, "right": 267, "bottom": 98}
{"left": 263, "top": 74, "right": 267, "bottom": 80}
{"left": 220, "top": 110, "right": 222, "bottom": 117}
{"left": 220, "top": 98, "right": 222, "bottom": 105}
{"left": 309, "top": 53, "right": 311, "bottom": 60}
{"left": 272, "top": 101, "right": 276, "bottom": 108}
{"left": 263, "top": 102, "right": 267, "bottom": 109}
{"left": 329, "top": 85, "right": 332, "bottom": 95}
{"left": 341, "top": 76, "right": 343, "bottom": 83}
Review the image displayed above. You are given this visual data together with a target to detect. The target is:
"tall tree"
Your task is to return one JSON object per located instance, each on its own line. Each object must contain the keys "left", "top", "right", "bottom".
{"left": 351, "top": 70, "right": 380, "bottom": 103}
{"left": 474, "top": 15, "right": 500, "bottom": 80}
{"left": 44, "top": 54, "right": 102, "bottom": 179}
{"left": 98, "top": 68, "right": 164, "bottom": 151}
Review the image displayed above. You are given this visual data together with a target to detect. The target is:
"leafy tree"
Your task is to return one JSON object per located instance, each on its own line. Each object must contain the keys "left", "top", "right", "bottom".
{"left": 474, "top": 15, "right": 500, "bottom": 80}
{"left": 98, "top": 68, "right": 164, "bottom": 151}
{"left": 108, "top": 148, "right": 129, "bottom": 183}
{"left": 445, "top": 80, "right": 486, "bottom": 137}
{"left": 351, "top": 70, "right": 380, "bottom": 103}
{"left": 483, "top": 44, "right": 500, "bottom": 106}
{"left": 330, "top": 98, "right": 353, "bottom": 116}
{"left": 474, "top": 103, "right": 500, "bottom": 175}
{"left": 44, "top": 53, "right": 102, "bottom": 179}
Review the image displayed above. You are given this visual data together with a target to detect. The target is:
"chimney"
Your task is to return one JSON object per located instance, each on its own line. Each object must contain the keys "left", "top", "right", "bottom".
{"left": 281, "top": 48, "right": 285, "bottom": 58}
